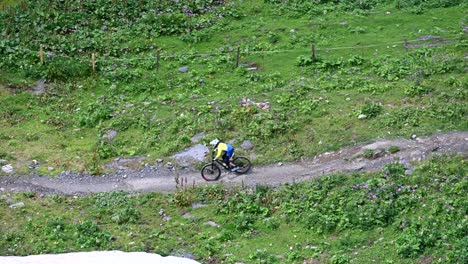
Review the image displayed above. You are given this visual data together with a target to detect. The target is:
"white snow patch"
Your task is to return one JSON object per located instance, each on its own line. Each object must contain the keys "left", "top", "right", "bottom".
{"left": 0, "top": 251, "right": 201, "bottom": 264}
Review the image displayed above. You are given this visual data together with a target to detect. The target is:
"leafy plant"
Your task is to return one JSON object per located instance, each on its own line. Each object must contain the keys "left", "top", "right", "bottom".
{"left": 356, "top": 102, "right": 383, "bottom": 119}
{"left": 388, "top": 146, "right": 401, "bottom": 153}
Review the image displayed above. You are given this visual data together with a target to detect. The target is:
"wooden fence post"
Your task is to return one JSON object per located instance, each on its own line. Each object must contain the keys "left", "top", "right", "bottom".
{"left": 39, "top": 45, "right": 44, "bottom": 65}
{"left": 235, "top": 46, "right": 240, "bottom": 68}
{"left": 312, "top": 43, "right": 316, "bottom": 62}
{"left": 91, "top": 53, "right": 96, "bottom": 73}
{"left": 156, "top": 49, "right": 160, "bottom": 71}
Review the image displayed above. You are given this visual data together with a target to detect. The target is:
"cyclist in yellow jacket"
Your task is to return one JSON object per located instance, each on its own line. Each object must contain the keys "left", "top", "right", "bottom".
{"left": 210, "top": 139, "right": 238, "bottom": 172}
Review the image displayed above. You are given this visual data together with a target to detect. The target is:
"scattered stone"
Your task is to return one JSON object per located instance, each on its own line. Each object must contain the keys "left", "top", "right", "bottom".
{"left": 30, "top": 79, "right": 47, "bottom": 95}
{"left": 239, "top": 62, "right": 258, "bottom": 71}
{"left": 9, "top": 202, "right": 25, "bottom": 209}
{"left": 1, "top": 164, "right": 13, "bottom": 174}
{"left": 165, "top": 162, "right": 174, "bottom": 170}
{"left": 411, "top": 134, "right": 417, "bottom": 140}
{"left": 0, "top": 159, "right": 6, "bottom": 165}
{"left": 156, "top": 159, "right": 164, "bottom": 163}
{"left": 340, "top": 21, "right": 348, "bottom": 27}
{"left": 48, "top": 167, "right": 54, "bottom": 171}
{"left": 106, "top": 156, "right": 146, "bottom": 171}
{"left": 205, "top": 221, "right": 220, "bottom": 228}
{"left": 240, "top": 98, "right": 271, "bottom": 111}
{"left": 182, "top": 212, "right": 192, "bottom": 219}
{"left": 103, "top": 129, "right": 118, "bottom": 141}
{"left": 191, "top": 202, "right": 207, "bottom": 209}
{"left": 171, "top": 249, "right": 196, "bottom": 260}
{"left": 372, "top": 149, "right": 386, "bottom": 159}
{"left": 278, "top": 162, "right": 283, "bottom": 167}
{"left": 241, "top": 140, "right": 254, "bottom": 150}
{"left": 179, "top": 66, "right": 189, "bottom": 73}
{"left": 358, "top": 114, "right": 367, "bottom": 119}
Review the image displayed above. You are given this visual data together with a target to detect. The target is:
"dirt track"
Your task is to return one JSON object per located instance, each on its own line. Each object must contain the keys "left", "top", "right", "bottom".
{"left": 0, "top": 131, "right": 466, "bottom": 195}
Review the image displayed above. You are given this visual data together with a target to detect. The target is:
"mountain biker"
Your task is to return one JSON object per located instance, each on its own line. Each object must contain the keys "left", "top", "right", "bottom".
{"left": 210, "top": 139, "right": 238, "bottom": 172}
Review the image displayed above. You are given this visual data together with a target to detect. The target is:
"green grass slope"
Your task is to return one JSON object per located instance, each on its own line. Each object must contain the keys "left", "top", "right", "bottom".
{"left": 0, "top": 0, "right": 467, "bottom": 174}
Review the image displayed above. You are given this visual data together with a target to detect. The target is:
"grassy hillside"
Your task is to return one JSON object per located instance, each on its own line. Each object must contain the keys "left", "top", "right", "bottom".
{"left": 1, "top": 156, "right": 466, "bottom": 263}
{"left": 0, "top": 0, "right": 467, "bottom": 175}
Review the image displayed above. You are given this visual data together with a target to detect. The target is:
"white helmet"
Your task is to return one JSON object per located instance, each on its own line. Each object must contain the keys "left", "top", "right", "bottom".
{"left": 209, "top": 139, "right": 220, "bottom": 147}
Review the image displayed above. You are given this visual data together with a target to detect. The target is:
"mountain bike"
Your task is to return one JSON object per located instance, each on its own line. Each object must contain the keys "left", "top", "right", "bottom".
{"left": 201, "top": 153, "right": 251, "bottom": 181}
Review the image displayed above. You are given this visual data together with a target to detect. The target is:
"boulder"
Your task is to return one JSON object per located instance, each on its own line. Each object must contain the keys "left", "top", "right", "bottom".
{"left": 241, "top": 140, "right": 254, "bottom": 150}
{"left": 1, "top": 164, "right": 13, "bottom": 174}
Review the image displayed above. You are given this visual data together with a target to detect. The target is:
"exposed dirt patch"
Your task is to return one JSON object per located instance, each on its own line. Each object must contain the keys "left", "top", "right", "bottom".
{"left": 0, "top": 131, "right": 466, "bottom": 195}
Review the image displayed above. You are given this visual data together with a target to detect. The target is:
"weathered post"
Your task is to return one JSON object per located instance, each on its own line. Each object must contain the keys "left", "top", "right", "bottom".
{"left": 312, "top": 43, "right": 316, "bottom": 62}
{"left": 39, "top": 45, "right": 44, "bottom": 65}
{"left": 235, "top": 46, "right": 240, "bottom": 68}
{"left": 91, "top": 53, "right": 96, "bottom": 73}
{"left": 156, "top": 49, "right": 161, "bottom": 71}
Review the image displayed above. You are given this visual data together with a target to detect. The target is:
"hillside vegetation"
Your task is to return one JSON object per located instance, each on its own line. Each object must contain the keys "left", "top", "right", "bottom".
{"left": 1, "top": 156, "right": 466, "bottom": 263}
{"left": 0, "top": 0, "right": 467, "bottom": 175}
{"left": 0, "top": 1, "right": 467, "bottom": 263}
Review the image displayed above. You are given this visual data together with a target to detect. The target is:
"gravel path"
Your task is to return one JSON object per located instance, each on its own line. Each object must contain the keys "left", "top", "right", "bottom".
{"left": 1, "top": 131, "right": 466, "bottom": 195}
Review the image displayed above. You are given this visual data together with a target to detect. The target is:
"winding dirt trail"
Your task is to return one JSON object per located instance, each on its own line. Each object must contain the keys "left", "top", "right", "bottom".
{"left": 1, "top": 131, "right": 466, "bottom": 195}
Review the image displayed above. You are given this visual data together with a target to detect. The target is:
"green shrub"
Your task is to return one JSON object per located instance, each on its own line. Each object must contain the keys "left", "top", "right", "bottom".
{"left": 43, "top": 57, "right": 91, "bottom": 81}
{"left": 388, "top": 146, "right": 401, "bottom": 153}
{"left": 357, "top": 102, "right": 383, "bottom": 119}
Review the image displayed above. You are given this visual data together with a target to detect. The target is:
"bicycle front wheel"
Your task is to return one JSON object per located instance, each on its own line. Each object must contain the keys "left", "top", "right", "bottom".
{"left": 201, "top": 163, "right": 221, "bottom": 181}
{"left": 232, "top": 156, "right": 251, "bottom": 174}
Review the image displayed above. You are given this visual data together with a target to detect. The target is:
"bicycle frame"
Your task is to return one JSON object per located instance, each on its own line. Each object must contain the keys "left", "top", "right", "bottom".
{"left": 210, "top": 151, "right": 234, "bottom": 171}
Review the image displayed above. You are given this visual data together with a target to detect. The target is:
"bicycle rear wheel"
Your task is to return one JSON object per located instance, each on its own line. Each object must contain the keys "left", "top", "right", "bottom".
{"left": 232, "top": 156, "right": 251, "bottom": 174}
{"left": 201, "top": 163, "right": 221, "bottom": 181}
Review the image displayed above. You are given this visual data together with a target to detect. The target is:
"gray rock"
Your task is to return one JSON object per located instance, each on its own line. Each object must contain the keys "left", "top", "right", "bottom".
{"left": 156, "top": 159, "right": 164, "bottom": 163}
{"left": 182, "top": 212, "right": 192, "bottom": 219}
{"left": 166, "top": 162, "right": 174, "bottom": 170}
{"left": 172, "top": 144, "right": 209, "bottom": 167}
{"left": 191, "top": 203, "right": 207, "bottom": 209}
{"left": 1, "top": 164, "right": 13, "bottom": 174}
{"left": 9, "top": 202, "right": 25, "bottom": 209}
{"left": 241, "top": 140, "right": 254, "bottom": 150}
{"left": 190, "top": 132, "right": 205, "bottom": 143}
{"left": 372, "top": 149, "right": 386, "bottom": 159}
{"left": 205, "top": 221, "right": 220, "bottom": 228}
{"left": 179, "top": 66, "right": 189, "bottom": 73}
{"left": 103, "top": 129, "right": 118, "bottom": 141}
{"left": 239, "top": 62, "right": 257, "bottom": 68}
{"left": 30, "top": 80, "right": 47, "bottom": 95}
{"left": 171, "top": 249, "right": 196, "bottom": 260}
